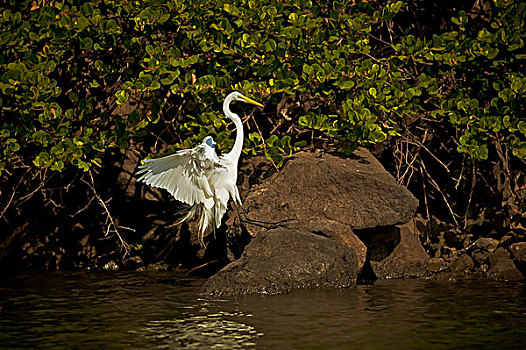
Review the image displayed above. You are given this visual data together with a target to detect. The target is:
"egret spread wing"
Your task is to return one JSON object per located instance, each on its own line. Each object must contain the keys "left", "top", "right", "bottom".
{"left": 137, "top": 92, "right": 263, "bottom": 245}
{"left": 137, "top": 140, "right": 224, "bottom": 207}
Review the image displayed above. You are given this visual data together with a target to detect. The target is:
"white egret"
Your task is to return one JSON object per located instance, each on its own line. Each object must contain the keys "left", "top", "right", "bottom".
{"left": 137, "top": 91, "right": 264, "bottom": 245}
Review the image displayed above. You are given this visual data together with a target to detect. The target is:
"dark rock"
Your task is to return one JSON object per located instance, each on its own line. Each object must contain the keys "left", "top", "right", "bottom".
{"left": 116, "top": 149, "right": 141, "bottom": 199}
{"left": 477, "top": 264, "right": 489, "bottom": 273}
{"left": 487, "top": 247, "right": 524, "bottom": 281}
{"left": 115, "top": 148, "right": 162, "bottom": 201}
{"left": 306, "top": 218, "right": 367, "bottom": 272}
{"left": 122, "top": 255, "right": 144, "bottom": 270}
{"left": 103, "top": 260, "right": 119, "bottom": 271}
{"left": 79, "top": 234, "right": 97, "bottom": 260}
{"left": 489, "top": 247, "right": 510, "bottom": 266}
{"left": 499, "top": 234, "right": 516, "bottom": 248}
{"left": 426, "top": 257, "right": 448, "bottom": 272}
{"left": 232, "top": 217, "right": 367, "bottom": 273}
{"left": 367, "top": 223, "right": 429, "bottom": 279}
{"left": 450, "top": 254, "right": 474, "bottom": 275}
{"left": 473, "top": 237, "right": 499, "bottom": 253}
{"left": 429, "top": 271, "right": 457, "bottom": 282}
{"left": 146, "top": 261, "right": 171, "bottom": 271}
{"left": 472, "top": 249, "right": 491, "bottom": 266}
{"left": 424, "top": 217, "right": 453, "bottom": 257}
{"left": 487, "top": 263, "right": 523, "bottom": 281}
{"left": 244, "top": 149, "right": 418, "bottom": 234}
{"left": 200, "top": 228, "right": 359, "bottom": 296}
{"left": 509, "top": 242, "right": 526, "bottom": 264}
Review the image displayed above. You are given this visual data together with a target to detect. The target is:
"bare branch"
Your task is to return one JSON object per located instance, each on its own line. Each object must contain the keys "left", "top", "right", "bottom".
{"left": 463, "top": 162, "right": 477, "bottom": 229}
{"left": 420, "top": 160, "right": 459, "bottom": 226}
{"left": 86, "top": 170, "right": 131, "bottom": 256}
{"left": 0, "top": 168, "right": 30, "bottom": 222}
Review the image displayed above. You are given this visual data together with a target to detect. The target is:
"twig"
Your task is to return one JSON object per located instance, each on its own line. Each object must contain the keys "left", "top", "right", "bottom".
{"left": 419, "top": 162, "right": 430, "bottom": 220}
{"left": 397, "top": 133, "right": 424, "bottom": 186}
{"left": 117, "top": 225, "right": 136, "bottom": 232}
{"left": 454, "top": 158, "right": 465, "bottom": 190}
{"left": 463, "top": 162, "right": 477, "bottom": 229}
{"left": 0, "top": 168, "right": 30, "bottom": 222}
{"left": 458, "top": 240, "right": 478, "bottom": 253}
{"left": 186, "top": 259, "right": 222, "bottom": 274}
{"left": 17, "top": 169, "right": 50, "bottom": 205}
{"left": 270, "top": 118, "right": 284, "bottom": 135}
{"left": 367, "top": 32, "right": 394, "bottom": 47}
{"left": 404, "top": 137, "right": 451, "bottom": 173}
{"left": 420, "top": 160, "right": 459, "bottom": 226}
{"left": 86, "top": 170, "right": 130, "bottom": 256}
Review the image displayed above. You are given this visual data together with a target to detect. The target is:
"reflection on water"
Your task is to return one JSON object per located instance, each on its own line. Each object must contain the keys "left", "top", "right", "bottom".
{"left": 0, "top": 271, "right": 525, "bottom": 349}
{"left": 135, "top": 310, "right": 261, "bottom": 349}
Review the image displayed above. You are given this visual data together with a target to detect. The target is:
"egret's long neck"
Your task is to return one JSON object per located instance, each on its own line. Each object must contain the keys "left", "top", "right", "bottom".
{"left": 223, "top": 98, "right": 244, "bottom": 165}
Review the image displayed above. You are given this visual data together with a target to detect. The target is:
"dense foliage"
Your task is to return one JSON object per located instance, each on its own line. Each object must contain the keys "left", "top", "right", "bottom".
{"left": 0, "top": 0, "right": 524, "bottom": 267}
{"left": 1, "top": 0, "right": 524, "bottom": 174}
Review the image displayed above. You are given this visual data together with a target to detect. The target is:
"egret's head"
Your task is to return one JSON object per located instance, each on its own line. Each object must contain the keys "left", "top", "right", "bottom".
{"left": 229, "top": 91, "right": 264, "bottom": 107}
{"left": 204, "top": 136, "right": 216, "bottom": 148}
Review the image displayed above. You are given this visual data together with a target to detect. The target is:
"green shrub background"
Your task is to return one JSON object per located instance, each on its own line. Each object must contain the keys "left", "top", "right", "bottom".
{"left": 2, "top": 0, "right": 524, "bottom": 172}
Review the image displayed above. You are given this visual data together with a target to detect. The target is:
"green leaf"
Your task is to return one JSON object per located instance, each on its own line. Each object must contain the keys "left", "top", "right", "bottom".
{"left": 80, "top": 37, "right": 93, "bottom": 49}
{"left": 146, "top": 45, "right": 155, "bottom": 55}
{"left": 158, "top": 13, "right": 170, "bottom": 23}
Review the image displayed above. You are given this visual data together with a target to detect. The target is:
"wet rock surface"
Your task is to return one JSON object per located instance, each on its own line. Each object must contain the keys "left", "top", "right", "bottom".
{"left": 122, "top": 255, "right": 144, "bottom": 270}
{"left": 200, "top": 228, "right": 359, "bottom": 296}
{"left": 473, "top": 237, "right": 499, "bottom": 252}
{"left": 103, "top": 260, "right": 119, "bottom": 271}
{"left": 304, "top": 218, "right": 367, "bottom": 272}
{"left": 486, "top": 247, "right": 524, "bottom": 282}
{"left": 426, "top": 257, "right": 449, "bottom": 273}
{"left": 450, "top": 254, "right": 475, "bottom": 276}
{"left": 510, "top": 242, "right": 526, "bottom": 268}
{"left": 365, "top": 223, "right": 429, "bottom": 279}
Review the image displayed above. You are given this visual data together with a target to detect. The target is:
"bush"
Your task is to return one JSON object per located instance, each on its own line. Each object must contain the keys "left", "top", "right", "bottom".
{"left": 1, "top": 0, "right": 524, "bottom": 174}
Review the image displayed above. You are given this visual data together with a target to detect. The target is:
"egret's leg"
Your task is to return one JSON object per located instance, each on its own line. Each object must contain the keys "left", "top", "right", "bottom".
{"left": 233, "top": 201, "right": 244, "bottom": 223}
{"left": 232, "top": 201, "right": 271, "bottom": 228}
{"left": 232, "top": 201, "right": 271, "bottom": 229}
{"left": 233, "top": 201, "right": 295, "bottom": 228}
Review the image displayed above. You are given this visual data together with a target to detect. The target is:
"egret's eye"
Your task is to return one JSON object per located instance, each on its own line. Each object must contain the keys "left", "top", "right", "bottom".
{"left": 205, "top": 137, "right": 215, "bottom": 148}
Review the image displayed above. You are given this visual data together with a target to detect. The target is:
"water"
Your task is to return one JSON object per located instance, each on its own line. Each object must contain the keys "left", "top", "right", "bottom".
{"left": 1, "top": 271, "right": 525, "bottom": 349}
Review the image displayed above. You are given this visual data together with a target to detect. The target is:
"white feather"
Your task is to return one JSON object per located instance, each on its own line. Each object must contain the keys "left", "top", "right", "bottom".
{"left": 137, "top": 92, "right": 262, "bottom": 245}
{"left": 138, "top": 140, "right": 223, "bottom": 206}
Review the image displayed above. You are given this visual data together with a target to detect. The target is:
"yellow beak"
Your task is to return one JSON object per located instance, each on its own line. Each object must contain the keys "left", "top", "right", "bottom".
{"left": 242, "top": 96, "right": 264, "bottom": 108}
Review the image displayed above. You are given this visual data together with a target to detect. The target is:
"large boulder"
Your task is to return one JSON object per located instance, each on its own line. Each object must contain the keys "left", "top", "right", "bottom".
{"left": 303, "top": 218, "right": 367, "bottom": 271}
{"left": 450, "top": 254, "right": 475, "bottom": 275}
{"left": 244, "top": 149, "right": 418, "bottom": 233}
{"left": 486, "top": 247, "right": 524, "bottom": 281}
{"left": 200, "top": 228, "right": 359, "bottom": 296}
{"left": 510, "top": 242, "right": 526, "bottom": 272}
{"left": 367, "top": 222, "right": 430, "bottom": 279}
